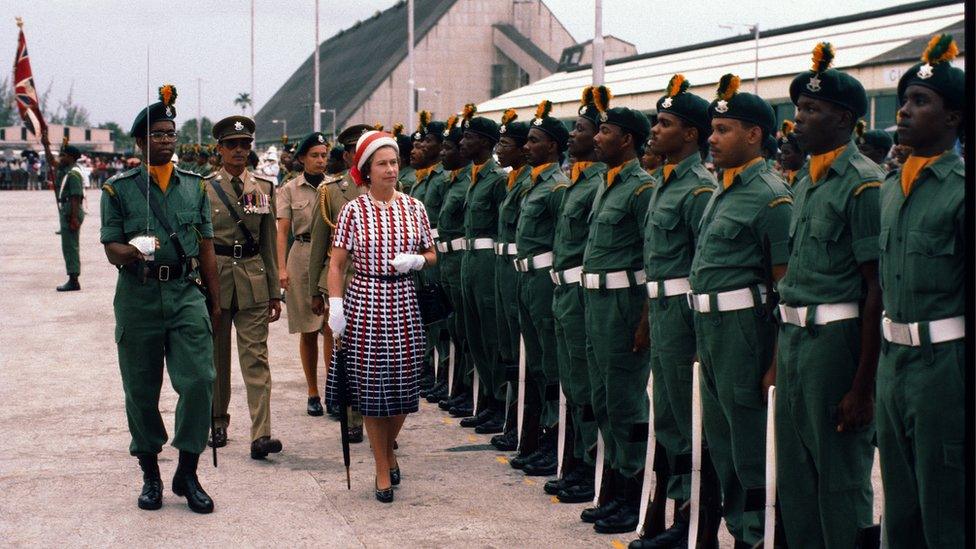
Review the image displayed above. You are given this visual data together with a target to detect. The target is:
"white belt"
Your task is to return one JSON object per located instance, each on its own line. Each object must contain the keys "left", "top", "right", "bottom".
{"left": 882, "top": 314, "right": 964, "bottom": 347}
{"left": 430, "top": 228, "right": 439, "bottom": 240}
{"left": 581, "top": 270, "right": 647, "bottom": 290}
{"left": 467, "top": 237, "right": 495, "bottom": 251}
{"left": 494, "top": 242, "right": 518, "bottom": 256}
{"left": 779, "top": 302, "right": 859, "bottom": 327}
{"left": 646, "top": 277, "right": 691, "bottom": 299}
{"left": 436, "top": 237, "right": 467, "bottom": 253}
{"left": 688, "top": 287, "right": 766, "bottom": 313}
{"left": 514, "top": 251, "right": 553, "bottom": 272}
{"left": 551, "top": 266, "right": 583, "bottom": 286}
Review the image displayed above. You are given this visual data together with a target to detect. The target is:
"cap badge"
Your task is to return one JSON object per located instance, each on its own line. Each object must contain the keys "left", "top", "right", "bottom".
{"left": 413, "top": 131, "right": 422, "bottom": 140}
{"left": 317, "top": 134, "right": 325, "bottom": 143}
{"left": 443, "top": 129, "right": 450, "bottom": 137}
{"left": 234, "top": 121, "right": 244, "bottom": 131}
{"left": 532, "top": 118, "right": 543, "bottom": 126}
{"left": 164, "top": 106, "right": 174, "bottom": 117}
{"left": 715, "top": 100, "right": 729, "bottom": 114}
{"left": 662, "top": 97, "right": 673, "bottom": 109}
{"left": 578, "top": 105, "right": 586, "bottom": 116}
{"left": 917, "top": 63, "right": 934, "bottom": 79}
{"left": 806, "top": 75, "right": 822, "bottom": 92}
{"left": 599, "top": 112, "right": 608, "bottom": 122}
{"left": 499, "top": 125, "right": 507, "bottom": 134}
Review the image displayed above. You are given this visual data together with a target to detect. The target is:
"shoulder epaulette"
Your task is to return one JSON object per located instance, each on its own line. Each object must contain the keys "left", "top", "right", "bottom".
{"left": 203, "top": 172, "right": 218, "bottom": 181}
{"left": 174, "top": 165, "right": 201, "bottom": 177}
{"left": 635, "top": 182, "right": 655, "bottom": 196}
{"left": 691, "top": 186, "right": 714, "bottom": 196}
{"left": 101, "top": 183, "right": 116, "bottom": 197}
{"left": 853, "top": 181, "right": 881, "bottom": 197}
{"left": 552, "top": 183, "right": 569, "bottom": 192}
{"left": 848, "top": 152, "right": 887, "bottom": 182}
{"left": 768, "top": 196, "right": 793, "bottom": 208}
{"left": 112, "top": 167, "right": 141, "bottom": 181}
{"left": 252, "top": 173, "right": 276, "bottom": 184}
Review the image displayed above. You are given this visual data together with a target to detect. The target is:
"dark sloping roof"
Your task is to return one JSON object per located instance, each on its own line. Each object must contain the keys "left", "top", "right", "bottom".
{"left": 492, "top": 24, "right": 559, "bottom": 72}
{"left": 864, "top": 20, "right": 965, "bottom": 64}
{"left": 256, "top": 0, "right": 458, "bottom": 140}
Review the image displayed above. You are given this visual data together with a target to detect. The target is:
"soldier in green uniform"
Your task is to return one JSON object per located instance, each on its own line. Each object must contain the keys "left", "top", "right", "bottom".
{"left": 489, "top": 110, "right": 530, "bottom": 451}
{"left": 100, "top": 86, "right": 220, "bottom": 514}
{"left": 854, "top": 120, "right": 893, "bottom": 166}
{"left": 308, "top": 124, "right": 371, "bottom": 440}
{"left": 41, "top": 131, "right": 85, "bottom": 291}
{"left": 204, "top": 116, "right": 283, "bottom": 460}
{"left": 393, "top": 123, "right": 416, "bottom": 194}
{"left": 194, "top": 147, "right": 212, "bottom": 177}
{"left": 436, "top": 114, "right": 475, "bottom": 416}
{"left": 689, "top": 74, "right": 792, "bottom": 545}
{"left": 631, "top": 74, "right": 722, "bottom": 548}
{"left": 774, "top": 43, "right": 884, "bottom": 547}
{"left": 777, "top": 120, "right": 805, "bottom": 186}
{"left": 877, "top": 34, "right": 964, "bottom": 549}
{"left": 458, "top": 106, "right": 507, "bottom": 432}
{"left": 508, "top": 100, "right": 569, "bottom": 474}
{"left": 544, "top": 87, "right": 607, "bottom": 499}
{"left": 578, "top": 102, "right": 653, "bottom": 535}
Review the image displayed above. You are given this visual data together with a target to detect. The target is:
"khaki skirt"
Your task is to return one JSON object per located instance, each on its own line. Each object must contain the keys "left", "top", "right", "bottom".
{"left": 285, "top": 240, "right": 324, "bottom": 334}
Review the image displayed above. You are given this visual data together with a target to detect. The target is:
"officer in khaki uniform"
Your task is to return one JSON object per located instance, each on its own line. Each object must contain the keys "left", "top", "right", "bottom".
{"left": 205, "top": 115, "right": 283, "bottom": 460}
{"left": 689, "top": 74, "right": 792, "bottom": 546}
{"left": 775, "top": 44, "right": 884, "bottom": 547}
{"left": 458, "top": 108, "right": 508, "bottom": 432}
{"left": 101, "top": 87, "right": 220, "bottom": 513}
{"left": 877, "top": 34, "right": 964, "bottom": 549}
{"left": 308, "top": 124, "right": 371, "bottom": 440}
{"left": 545, "top": 87, "right": 607, "bottom": 501}
{"left": 490, "top": 110, "right": 531, "bottom": 451}
{"left": 578, "top": 103, "right": 653, "bottom": 535}
{"left": 631, "top": 75, "right": 721, "bottom": 549}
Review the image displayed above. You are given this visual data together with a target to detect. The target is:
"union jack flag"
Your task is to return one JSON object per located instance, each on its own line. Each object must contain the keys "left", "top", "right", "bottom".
{"left": 13, "top": 20, "right": 46, "bottom": 136}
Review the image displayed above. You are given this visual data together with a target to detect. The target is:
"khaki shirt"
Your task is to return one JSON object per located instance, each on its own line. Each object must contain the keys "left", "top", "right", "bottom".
{"left": 307, "top": 173, "right": 364, "bottom": 296}
{"left": 205, "top": 167, "right": 280, "bottom": 309}
{"left": 276, "top": 173, "right": 319, "bottom": 237}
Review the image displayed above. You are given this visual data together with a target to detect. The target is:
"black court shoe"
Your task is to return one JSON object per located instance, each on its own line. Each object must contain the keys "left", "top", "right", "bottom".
{"left": 307, "top": 396, "right": 324, "bottom": 416}
{"left": 390, "top": 466, "right": 401, "bottom": 486}
{"left": 375, "top": 479, "right": 394, "bottom": 503}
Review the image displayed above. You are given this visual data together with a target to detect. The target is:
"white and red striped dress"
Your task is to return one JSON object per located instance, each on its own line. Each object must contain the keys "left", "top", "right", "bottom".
{"left": 326, "top": 192, "right": 433, "bottom": 417}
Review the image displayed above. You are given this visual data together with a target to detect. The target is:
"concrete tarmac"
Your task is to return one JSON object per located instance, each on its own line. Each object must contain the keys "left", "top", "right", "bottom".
{"left": 0, "top": 189, "right": 882, "bottom": 548}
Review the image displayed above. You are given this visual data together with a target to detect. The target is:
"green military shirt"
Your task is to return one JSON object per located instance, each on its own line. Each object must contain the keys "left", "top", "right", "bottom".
{"left": 100, "top": 165, "right": 213, "bottom": 264}
{"left": 423, "top": 164, "right": 448, "bottom": 231}
{"left": 778, "top": 141, "right": 883, "bottom": 305}
{"left": 194, "top": 162, "right": 212, "bottom": 178}
{"left": 464, "top": 159, "right": 506, "bottom": 239}
{"left": 515, "top": 163, "right": 568, "bottom": 259}
{"left": 56, "top": 164, "right": 85, "bottom": 210}
{"left": 437, "top": 166, "right": 472, "bottom": 242}
{"left": 497, "top": 166, "right": 531, "bottom": 246}
{"left": 643, "top": 154, "right": 716, "bottom": 281}
{"left": 583, "top": 158, "right": 653, "bottom": 273}
{"left": 553, "top": 162, "right": 605, "bottom": 271}
{"left": 879, "top": 151, "right": 964, "bottom": 323}
{"left": 689, "top": 158, "right": 792, "bottom": 293}
{"left": 398, "top": 165, "right": 416, "bottom": 195}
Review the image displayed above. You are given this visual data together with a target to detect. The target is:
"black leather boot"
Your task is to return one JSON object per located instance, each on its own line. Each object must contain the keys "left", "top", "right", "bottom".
{"left": 557, "top": 464, "right": 595, "bottom": 503}
{"left": 136, "top": 454, "right": 162, "bottom": 510}
{"left": 250, "top": 436, "right": 283, "bottom": 460}
{"left": 172, "top": 450, "right": 214, "bottom": 514}
{"left": 459, "top": 407, "right": 494, "bottom": 428}
{"left": 581, "top": 468, "right": 619, "bottom": 523}
{"left": 629, "top": 500, "right": 690, "bottom": 548}
{"left": 594, "top": 472, "right": 641, "bottom": 534}
{"left": 56, "top": 274, "right": 80, "bottom": 292}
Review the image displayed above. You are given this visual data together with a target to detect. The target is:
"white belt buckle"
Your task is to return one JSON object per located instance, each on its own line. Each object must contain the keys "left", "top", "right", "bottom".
{"left": 883, "top": 317, "right": 915, "bottom": 346}
{"left": 779, "top": 305, "right": 805, "bottom": 327}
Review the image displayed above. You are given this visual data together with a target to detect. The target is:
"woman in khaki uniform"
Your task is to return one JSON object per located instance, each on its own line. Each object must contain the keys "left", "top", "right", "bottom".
{"left": 276, "top": 133, "right": 333, "bottom": 416}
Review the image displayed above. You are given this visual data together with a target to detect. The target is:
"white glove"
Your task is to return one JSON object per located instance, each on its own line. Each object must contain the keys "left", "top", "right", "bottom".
{"left": 328, "top": 297, "right": 346, "bottom": 338}
{"left": 390, "top": 253, "right": 426, "bottom": 273}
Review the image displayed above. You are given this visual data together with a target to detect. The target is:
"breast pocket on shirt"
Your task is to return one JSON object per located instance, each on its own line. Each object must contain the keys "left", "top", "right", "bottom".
{"left": 291, "top": 199, "right": 310, "bottom": 230}
{"left": 647, "top": 208, "right": 682, "bottom": 259}
{"left": 907, "top": 229, "right": 957, "bottom": 294}
{"left": 175, "top": 211, "right": 203, "bottom": 249}
{"left": 564, "top": 206, "right": 590, "bottom": 241}
{"left": 704, "top": 218, "right": 747, "bottom": 264}
{"left": 808, "top": 216, "right": 846, "bottom": 271}
{"left": 594, "top": 206, "right": 633, "bottom": 247}
{"left": 469, "top": 200, "right": 495, "bottom": 232}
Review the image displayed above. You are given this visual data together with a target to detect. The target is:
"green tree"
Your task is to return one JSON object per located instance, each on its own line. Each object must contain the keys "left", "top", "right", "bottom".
{"left": 233, "top": 92, "right": 252, "bottom": 114}
{"left": 179, "top": 117, "right": 215, "bottom": 145}
{"left": 97, "top": 121, "right": 135, "bottom": 154}
{"left": 57, "top": 84, "right": 91, "bottom": 127}
{"left": 0, "top": 77, "right": 17, "bottom": 126}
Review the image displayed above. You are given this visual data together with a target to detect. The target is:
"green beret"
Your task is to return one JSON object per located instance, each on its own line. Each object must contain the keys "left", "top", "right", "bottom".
{"left": 897, "top": 34, "right": 964, "bottom": 110}
{"left": 779, "top": 120, "right": 799, "bottom": 149}
{"left": 789, "top": 43, "right": 867, "bottom": 118}
{"left": 858, "top": 129, "right": 893, "bottom": 152}
{"left": 329, "top": 145, "right": 345, "bottom": 160}
{"left": 599, "top": 107, "right": 651, "bottom": 145}
{"left": 411, "top": 111, "right": 432, "bottom": 142}
{"left": 297, "top": 132, "right": 330, "bottom": 156}
{"left": 656, "top": 75, "right": 709, "bottom": 134}
{"left": 762, "top": 134, "right": 779, "bottom": 158}
{"left": 212, "top": 115, "right": 255, "bottom": 142}
{"left": 337, "top": 124, "right": 372, "bottom": 148}
{"left": 530, "top": 100, "right": 569, "bottom": 150}
{"left": 577, "top": 86, "right": 611, "bottom": 127}
{"left": 395, "top": 132, "right": 413, "bottom": 154}
{"left": 61, "top": 144, "right": 82, "bottom": 158}
{"left": 463, "top": 116, "right": 500, "bottom": 143}
{"left": 130, "top": 101, "right": 176, "bottom": 137}
{"left": 197, "top": 148, "right": 210, "bottom": 158}
{"left": 499, "top": 123, "right": 529, "bottom": 144}
{"left": 425, "top": 121, "right": 446, "bottom": 141}
{"left": 707, "top": 74, "right": 775, "bottom": 137}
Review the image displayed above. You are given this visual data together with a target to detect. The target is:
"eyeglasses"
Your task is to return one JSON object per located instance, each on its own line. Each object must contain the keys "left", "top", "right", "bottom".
{"left": 148, "top": 131, "right": 178, "bottom": 141}
{"left": 220, "top": 138, "right": 253, "bottom": 150}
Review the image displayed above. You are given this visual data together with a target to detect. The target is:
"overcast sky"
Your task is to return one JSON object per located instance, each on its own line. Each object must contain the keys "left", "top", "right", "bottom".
{"left": 4, "top": 0, "right": 914, "bottom": 128}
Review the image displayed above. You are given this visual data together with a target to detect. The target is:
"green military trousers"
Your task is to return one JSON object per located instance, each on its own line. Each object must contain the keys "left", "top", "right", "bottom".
{"left": 876, "top": 339, "right": 964, "bottom": 549}
{"left": 439, "top": 251, "right": 472, "bottom": 393}
{"left": 59, "top": 210, "right": 84, "bottom": 275}
{"left": 584, "top": 285, "right": 650, "bottom": 477}
{"left": 114, "top": 271, "right": 214, "bottom": 456}
{"left": 553, "top": 283, "right": 597, "bottom": 465}
{"left": 694, "top": 307, "right": 773, "bottom": 545}
{"left": 517, "top": 268, "right": 558, "bottom": 427}
{"left": 461, "top": 248, "right": 503, "bottom": 402}
{"left": 776, "top": 320, "right": 874, "bottom": 548}
{"left": 213, "top": 294, "right": 273, "bottom": 442}
{"left": 648, "top": 294, "right": 695, "bottom": 500}
{"left": 419, "top": 265, "right": 450, "bottom": 383}
{"left": 495, "top": 255, "right": 520, "bottom": 368}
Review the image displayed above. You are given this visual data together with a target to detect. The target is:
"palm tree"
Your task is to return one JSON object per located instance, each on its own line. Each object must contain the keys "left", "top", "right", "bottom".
{"left": 234, "top": 92, "right": 252, "bottom": 114}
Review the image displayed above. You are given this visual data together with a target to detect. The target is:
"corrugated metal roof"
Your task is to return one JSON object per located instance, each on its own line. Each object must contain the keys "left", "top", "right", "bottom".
{"left": 477, "top": 0, "right": 965, "bottom": 114}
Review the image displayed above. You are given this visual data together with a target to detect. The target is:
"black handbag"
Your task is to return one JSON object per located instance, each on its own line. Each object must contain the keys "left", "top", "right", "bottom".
{"left": 416, "top": 279, "right": 452, "bottom": 326}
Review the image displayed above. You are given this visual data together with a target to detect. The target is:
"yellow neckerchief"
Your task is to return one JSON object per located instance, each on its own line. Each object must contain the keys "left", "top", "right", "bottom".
{"left": 807, "top": 144, "right": 847, "bottom": 184}
{"left": 531, "top": 162, "right": 554, "bottom": 184}
{"left": 786, "top": 170, "right": 797, "bottom": 185}
{"left": 471, "top": 161, "right": 487, "bottom": 186}
{"left": 661, "top": 163, "right": 677, "bottom": 184}
{"left": 571, "top": 161, "right": 595, "bottom": 183}
{"left": 901, "top": 153, "right": 943, "bottom": 196}
{"left": 149, "top": 162, "right": 174, "bottom": 193}
{"left": 722, "top": 157, "right": 763, "bottom": 190}
{"left": 449, "top": 168, "right": 462, "bottom": 183}
{"left": 414, "top": 164, "right": 434, "bottom": 183}
{"left": 507, "top": 165, "right": 527, "bottom": 190}
{"left": 607, "top": 158, "right": 636, "bottom": 188}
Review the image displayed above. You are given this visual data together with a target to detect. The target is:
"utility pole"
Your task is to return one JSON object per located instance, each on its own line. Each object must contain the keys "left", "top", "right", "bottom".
{"left": 408, "top": 0, "right": 416, "bottom": 119}
{"left": 313, "top": 0, "right": 322, "bottom": 133}
{"left": 250, "top": 0, "right": 256, "bottom": 141}
{"left": 196, "top": 78, "right": 203, "bottom": 144}
{"left": 592, "top": 0, "right": 605, "bottom": 86}
{"left": 753, "top": 23, "right": 760, "bottom": 94}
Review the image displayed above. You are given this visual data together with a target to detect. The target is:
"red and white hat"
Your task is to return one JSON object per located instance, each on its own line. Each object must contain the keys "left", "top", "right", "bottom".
{"left": 350, "top": 130, "right": 398, "bottom": 186}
